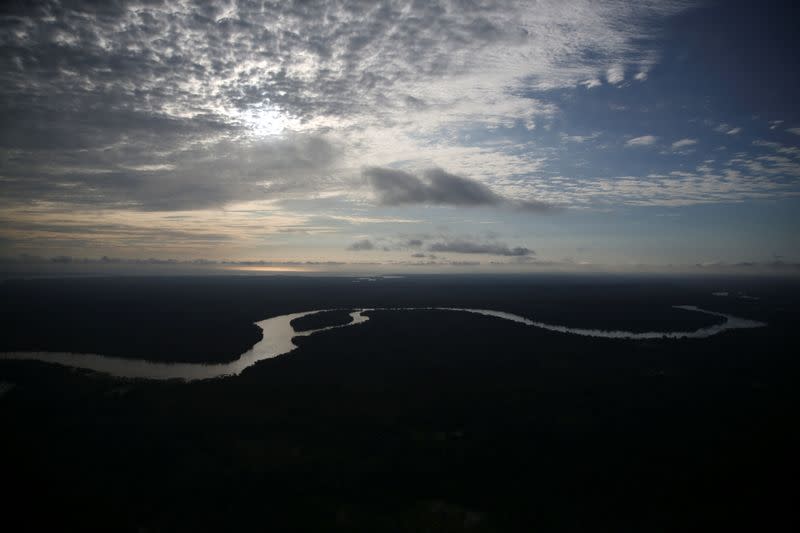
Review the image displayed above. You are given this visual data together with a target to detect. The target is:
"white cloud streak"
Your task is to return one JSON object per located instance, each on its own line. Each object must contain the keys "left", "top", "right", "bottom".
{"left": 625, "top": 135, "right": 658, "bottom": 147}
{"left": 671, "top": 138, "right": 697, "bottom": 150}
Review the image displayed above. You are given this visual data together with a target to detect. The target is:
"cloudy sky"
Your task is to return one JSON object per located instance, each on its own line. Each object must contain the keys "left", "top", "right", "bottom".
{"left": 1, "top": 0, "right": 798, "bottom": 273}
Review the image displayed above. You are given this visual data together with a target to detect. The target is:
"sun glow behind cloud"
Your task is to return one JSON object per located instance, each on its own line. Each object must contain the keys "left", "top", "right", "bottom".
{"left": 237, "top": 105, "right": 298, "bottom": 138}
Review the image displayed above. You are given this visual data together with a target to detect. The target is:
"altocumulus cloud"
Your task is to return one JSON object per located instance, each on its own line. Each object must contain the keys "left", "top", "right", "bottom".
{"left": 0, "top": 0, "right": 693, "bottom": 213}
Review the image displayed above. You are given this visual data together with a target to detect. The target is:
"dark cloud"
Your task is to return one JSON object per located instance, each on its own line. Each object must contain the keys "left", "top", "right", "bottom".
{"left": 364, "top": 166, "right": 500, "bottom": 206}
{"left": 347, "top": 239, "right": 375, "bottom": 251}
{"left": 364, "top": 166, "right": 555, "bottom": 212}
{"left": 427, "top": 240, "right": 534, "bottom": 256}
{"left": 422, "top": 168, "right": 504, "bottom": 206}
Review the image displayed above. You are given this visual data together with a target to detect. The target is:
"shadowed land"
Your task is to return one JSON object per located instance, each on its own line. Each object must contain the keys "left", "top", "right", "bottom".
{"left": 1, "top": 275, "right": 797, "bottom": 531}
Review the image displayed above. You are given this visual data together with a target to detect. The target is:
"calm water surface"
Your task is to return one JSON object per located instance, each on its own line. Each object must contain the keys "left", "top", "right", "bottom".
{"left": 0, "top": 306, "right": 765, "bottom": 381}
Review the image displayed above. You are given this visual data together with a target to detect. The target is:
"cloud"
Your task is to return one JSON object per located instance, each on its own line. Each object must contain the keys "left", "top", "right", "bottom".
{"left": 323, "top": 215, "right": 420, "bottom": 224}
{"left": 427, "top": 240, "right": 534, "bottom": 256}
{"left": 671, "top": 138, "right": 698, "bottom": 150}
{"left": 365, "top": 167, "right": 500, "bottom": 207}
{"left": 561, "top": 132, "right": 601, "bottom": 143}
{"left": 347, "top": 239, "right": 375, "bottom": 251}
{"left": 0, "top": 202, "right": 330, "bottom": 259}
{"left": 515, "top": 199, "right": 560, "bottom": 213}
{"left": 0, "top": 134, "right": 339, "bottom": 211}
{"left": 363, "top": 166, "right": 556, "bottom": 212}
{"left": 0, "top": 1, "right": 693, "bottom": 204}
{"left": 544, "top": 154, "right": 798, "bottom": 207}
{"left": 714, "top": 124, "right": 742, "bottom": 135}
{"left": 0, "top": 0, "right": 721, "bottom": 262}
{"left": 625, "top": 135, "right": 658, "bottom": 147}
{"left": 607, "top": 65, "right": 625, "bottom": 84}
{"left": 752, "top": 139, "right": 800, "bottom": 156}
{"left": 0, "top": 1, "right": 692, "bottom": 135}
{"left": 788, "top": 128, "right": 800, "bottom": 136}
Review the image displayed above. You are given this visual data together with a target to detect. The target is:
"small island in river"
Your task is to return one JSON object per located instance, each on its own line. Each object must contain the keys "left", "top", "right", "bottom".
{"left": 290, "top": 310, "right": 354, "bottom": 332}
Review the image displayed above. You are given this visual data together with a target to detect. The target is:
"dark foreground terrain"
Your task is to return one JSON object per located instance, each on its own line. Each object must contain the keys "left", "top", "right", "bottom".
{"left": 1, "top": 275, "right": 798, "bottom": 532}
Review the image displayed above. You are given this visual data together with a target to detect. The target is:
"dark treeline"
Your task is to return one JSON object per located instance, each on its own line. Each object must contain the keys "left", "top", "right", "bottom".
{"left": 1, "top": 275, "right": 798, "bottom": 531}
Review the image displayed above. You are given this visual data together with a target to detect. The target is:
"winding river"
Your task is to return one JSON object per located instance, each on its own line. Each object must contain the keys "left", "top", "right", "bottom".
{"left": 0, "top": 306, "right": 766, "bottom": 381}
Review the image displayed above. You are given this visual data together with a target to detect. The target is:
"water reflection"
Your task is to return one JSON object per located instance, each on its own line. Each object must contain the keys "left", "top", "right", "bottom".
{"left": 0, "top": 306, "right": 765, "bottom": 381}
{"left": 0, "top": 310, "right": 366, "bottom": 381}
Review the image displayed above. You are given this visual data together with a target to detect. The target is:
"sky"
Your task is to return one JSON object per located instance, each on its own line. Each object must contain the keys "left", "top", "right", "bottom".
{"left": 1, "top": 0, "right": 798, "bottom": 274}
